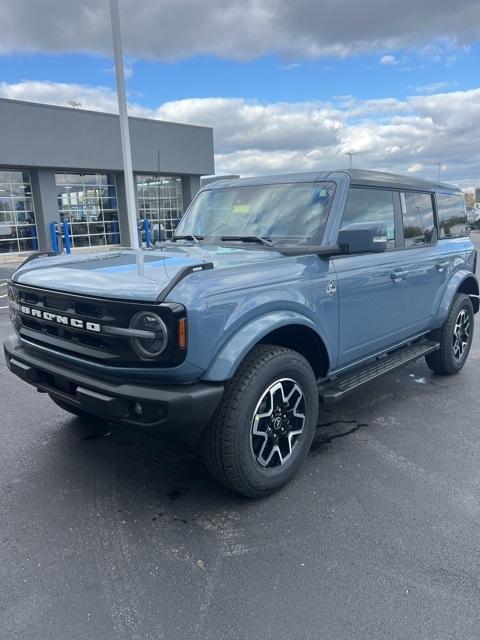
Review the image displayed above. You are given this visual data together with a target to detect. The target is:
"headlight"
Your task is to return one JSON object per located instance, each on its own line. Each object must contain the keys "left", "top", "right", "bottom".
{"left": 129, "top": 311, "right": 168, "bottom": 358}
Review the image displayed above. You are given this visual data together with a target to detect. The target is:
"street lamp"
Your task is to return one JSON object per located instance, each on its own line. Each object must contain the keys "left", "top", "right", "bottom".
{"left": 109, "top": 0, "right": 139, "bottom": 250}
{"left": 346, "top": 152, "right": 354, "bottom": 169}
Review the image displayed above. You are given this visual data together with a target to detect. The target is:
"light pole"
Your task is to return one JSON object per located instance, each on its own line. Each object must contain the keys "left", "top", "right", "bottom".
{"left": 346, "top": 152, "right": 354, "bottom": 169}
{"left": 437, "top": 163, "right": 442, "bottom": 181}
{"left": 109, "top": 0, "right": 139, "bottom": 250}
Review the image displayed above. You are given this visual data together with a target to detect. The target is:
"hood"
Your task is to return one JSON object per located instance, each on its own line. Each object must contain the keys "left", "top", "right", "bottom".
{"left": 12, "top": 244, "right": 283, "bottom": 302}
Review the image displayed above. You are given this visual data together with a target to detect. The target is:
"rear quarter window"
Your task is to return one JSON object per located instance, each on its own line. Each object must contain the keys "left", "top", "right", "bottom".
{"left": 437, "top": 193, "right": 467, "bottom": 238}
{"left": 400, "top": 192, "right": 435, "bottom": 247}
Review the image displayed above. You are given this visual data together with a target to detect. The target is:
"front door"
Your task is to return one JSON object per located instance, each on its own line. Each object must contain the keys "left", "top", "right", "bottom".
{"left": 333, "top": 186, "right": 412, "bottom": 368}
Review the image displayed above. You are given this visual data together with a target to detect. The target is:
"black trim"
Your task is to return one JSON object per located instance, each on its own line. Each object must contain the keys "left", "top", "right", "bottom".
{"left": 19, "top": 251, "right": 55, "bottom": 267}
{"left": 277, "top": 244, "right": 343, "bottom": 257}
{"left": 4, "top": 335, "right": 223, "bottom": 444}
{"left": 157, "top": 262, "right": 214, "bottom": 302}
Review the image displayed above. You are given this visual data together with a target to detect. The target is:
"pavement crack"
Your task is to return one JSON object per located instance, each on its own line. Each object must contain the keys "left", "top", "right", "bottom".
{"left": 317, "top": 419, "right": 357, "bottom": 429}
{"left": 311, "top": 422, "right": 367, "bottom": 454}
{"left": 320, "top": 423, "right": 367, "bottom": 445}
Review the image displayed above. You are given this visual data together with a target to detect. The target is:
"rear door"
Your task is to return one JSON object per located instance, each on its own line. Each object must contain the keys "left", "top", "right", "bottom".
{"left": 397, "top": 190, "right": 447, "bottom": 334}
{"left": 333, "top": 187, "right": 413, "bottom": 367}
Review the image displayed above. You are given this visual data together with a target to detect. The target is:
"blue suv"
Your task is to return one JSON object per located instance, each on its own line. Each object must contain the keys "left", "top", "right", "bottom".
{"left": 4, "top": 169, "right": 478, "bottom": 497}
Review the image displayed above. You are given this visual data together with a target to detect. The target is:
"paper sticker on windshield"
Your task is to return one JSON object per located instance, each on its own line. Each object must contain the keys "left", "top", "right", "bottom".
{"left": 312, "top": 188, "right": 330, "bottom": 204}
{"left": 232, "top": 204, "right": 250, "bottom": 214}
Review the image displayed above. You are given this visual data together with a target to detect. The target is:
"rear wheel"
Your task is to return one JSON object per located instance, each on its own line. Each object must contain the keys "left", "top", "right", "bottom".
{"left": 425, "top": 293, "right": 474, "bottom": 375}
{"left": 202, "top": 345, "right": 319, "bottom": 498}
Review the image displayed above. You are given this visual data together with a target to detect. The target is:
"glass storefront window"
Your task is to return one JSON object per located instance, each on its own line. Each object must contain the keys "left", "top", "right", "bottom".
{"left": 0, "top": 169, "right": 38, "bottom": 253}
{"left": 136, "top": 175, "right": 184, "bottom": 239}
{"left": 55, "top": 172, "right": 121, "bottom": 248}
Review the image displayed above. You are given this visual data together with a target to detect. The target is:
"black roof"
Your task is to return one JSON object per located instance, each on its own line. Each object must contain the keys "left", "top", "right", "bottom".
{"left": 341, "top": 169, "right": 459, "bottom": 192}
{"left": 203, "top": 168, "right": 460, "bottom": 194}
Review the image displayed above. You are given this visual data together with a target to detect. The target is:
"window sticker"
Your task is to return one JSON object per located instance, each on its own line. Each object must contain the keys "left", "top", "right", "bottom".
{"left": 232, "top": 204, "right": 250, "bottom": 214}
{"left": 312, "top": 188, "right": 330, "bottom": 204}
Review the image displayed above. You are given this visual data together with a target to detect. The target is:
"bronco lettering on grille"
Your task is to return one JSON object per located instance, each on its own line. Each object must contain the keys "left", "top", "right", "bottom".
{"left": 19, "top": 305, "right": 101, "bottom": 333}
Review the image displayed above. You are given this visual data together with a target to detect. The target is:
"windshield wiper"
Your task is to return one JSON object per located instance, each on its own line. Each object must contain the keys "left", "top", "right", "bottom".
{"left": 170, "top": 234, "right": 203, "bottom": 244}
{"left": 220, "top": 235, "right": 274, "bottom": 247}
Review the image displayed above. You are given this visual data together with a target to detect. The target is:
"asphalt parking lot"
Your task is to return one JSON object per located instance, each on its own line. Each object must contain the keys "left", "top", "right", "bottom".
{"left": 1, "top": 237, "right": 480, "bottom": 640}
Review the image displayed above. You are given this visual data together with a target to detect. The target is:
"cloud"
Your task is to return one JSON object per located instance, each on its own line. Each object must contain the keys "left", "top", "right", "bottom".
{"left": 379, "top": 55, "right": 398, "bottom": 65}
{"left": 414, "top": 81, "right": 452, "bottom": 93}
{"left": 0, "top": 0, "right": 479, "bottom": 61}
{"left": 1, "top": 80, "right": 479, "bottom": 187}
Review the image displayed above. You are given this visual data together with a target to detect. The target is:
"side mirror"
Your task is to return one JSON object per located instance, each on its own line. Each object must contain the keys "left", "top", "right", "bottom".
{"left": 337, "top": 222, "right": 388, "bottom": 254}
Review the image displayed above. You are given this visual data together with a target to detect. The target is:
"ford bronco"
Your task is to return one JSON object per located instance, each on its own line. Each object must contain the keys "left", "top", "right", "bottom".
{"left": 4, "top": 169, "right": 478, "bottom": 497}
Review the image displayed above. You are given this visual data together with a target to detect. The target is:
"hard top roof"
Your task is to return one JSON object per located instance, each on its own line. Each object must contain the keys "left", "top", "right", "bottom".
{"left": 202, "top": 168, "right": 460, "bottom": 194}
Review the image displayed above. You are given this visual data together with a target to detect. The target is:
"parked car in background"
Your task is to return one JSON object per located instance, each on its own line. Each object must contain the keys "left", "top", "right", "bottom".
{"left": 4, "top": 170, "right": 478, "bottom": 497}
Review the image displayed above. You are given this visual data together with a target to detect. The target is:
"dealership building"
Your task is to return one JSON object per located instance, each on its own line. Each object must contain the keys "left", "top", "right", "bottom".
{"left": 0, "top": 98, "right": 214, "bottom": 256}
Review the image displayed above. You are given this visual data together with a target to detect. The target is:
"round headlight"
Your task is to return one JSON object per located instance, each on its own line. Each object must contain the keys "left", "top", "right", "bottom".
{"left": 129, "top": 311, "right": 168, "bottom": 358}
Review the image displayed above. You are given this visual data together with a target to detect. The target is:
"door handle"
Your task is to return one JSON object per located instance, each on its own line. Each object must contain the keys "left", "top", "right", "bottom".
{"left": 436, "top": 261, "right": 449, "bottom": 272}
{"left": 390, "top": 270, "right": 409, "bottom": 282}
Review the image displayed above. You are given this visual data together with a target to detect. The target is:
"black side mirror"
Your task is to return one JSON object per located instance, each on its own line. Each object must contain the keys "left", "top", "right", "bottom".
{"left": 337, "top": 222, "right": 388, "bottom": 254}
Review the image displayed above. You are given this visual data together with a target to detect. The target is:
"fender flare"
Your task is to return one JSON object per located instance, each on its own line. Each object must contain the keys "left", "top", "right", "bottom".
{"left": 202, "top": 310, "right": 331, "bottom": 382}
{"left": 436, "top": 269, "right": 479, "bottom": 326}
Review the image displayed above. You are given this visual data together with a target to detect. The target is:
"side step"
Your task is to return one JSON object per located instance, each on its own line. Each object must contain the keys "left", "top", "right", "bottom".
{"left": 318, "top": 339, "right": 440, "bottom": 403}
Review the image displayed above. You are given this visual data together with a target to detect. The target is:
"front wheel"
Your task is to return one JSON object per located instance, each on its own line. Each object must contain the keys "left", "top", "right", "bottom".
{"left": 202, "top": 345, "right": 319, "bottom": 498}
{"left": 425, "top": 293, "right": 474, "bottom": 375}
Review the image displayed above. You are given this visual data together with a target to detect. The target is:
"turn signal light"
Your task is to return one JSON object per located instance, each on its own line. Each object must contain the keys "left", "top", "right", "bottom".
{"left": 177, "top": 318, "right": 187, "bottom": 350}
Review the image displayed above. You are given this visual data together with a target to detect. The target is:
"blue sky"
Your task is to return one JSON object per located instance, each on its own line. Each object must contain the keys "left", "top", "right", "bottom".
{"left": 0, "top": 0, "right": 479, "bottom": 186}
{"left": 1, "top": 45, "right": 478, "bottom": 105}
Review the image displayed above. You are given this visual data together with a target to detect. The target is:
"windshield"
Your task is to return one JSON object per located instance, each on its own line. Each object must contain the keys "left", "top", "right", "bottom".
{"left": 175, "top": 181, "right": 335, "bottom": 244}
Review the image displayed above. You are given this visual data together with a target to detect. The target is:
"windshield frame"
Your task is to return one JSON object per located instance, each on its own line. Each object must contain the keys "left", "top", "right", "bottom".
{"left": 174, "top": 180, "right": 337, "bottom": 247}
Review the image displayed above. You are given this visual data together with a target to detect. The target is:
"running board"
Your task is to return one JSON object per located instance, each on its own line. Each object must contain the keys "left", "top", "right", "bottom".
{"left": 318, "top": 339, "right": 440, "bottom": 403}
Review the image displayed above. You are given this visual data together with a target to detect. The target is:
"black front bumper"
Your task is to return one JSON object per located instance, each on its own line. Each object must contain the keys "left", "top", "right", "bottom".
{"left": 3, "top": 335, "right": 224, "bottom": 443}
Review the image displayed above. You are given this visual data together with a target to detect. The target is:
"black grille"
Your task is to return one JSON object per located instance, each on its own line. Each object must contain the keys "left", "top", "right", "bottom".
{"left": 10, "top": 284, "right": 186, "bottom": 367}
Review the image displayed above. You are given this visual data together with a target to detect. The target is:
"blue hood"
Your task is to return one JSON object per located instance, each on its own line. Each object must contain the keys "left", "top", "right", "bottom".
{"left": 12, "top": 244, "right": 283, "bottom": 302}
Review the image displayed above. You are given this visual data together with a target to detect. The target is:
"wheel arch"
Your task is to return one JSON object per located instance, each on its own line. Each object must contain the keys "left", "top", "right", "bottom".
{"left": 256, "top": 325, "right": 329, "bottom": 379}
{"left": 437, "top": 271, "right": 479, "bottom": 327}
{"left": 202, "top": 311, "right": 331, "bottom": 382}
{"left": 457, "top": 275, "right": 479, "bottom": 313}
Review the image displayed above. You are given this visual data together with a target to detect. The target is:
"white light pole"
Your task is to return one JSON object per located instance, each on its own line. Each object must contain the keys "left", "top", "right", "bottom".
{"left": 346, "top": 152, "right": 354, "bottom": 168}
{"left": 109, "top": 0, "right": 139, "bottom": 250}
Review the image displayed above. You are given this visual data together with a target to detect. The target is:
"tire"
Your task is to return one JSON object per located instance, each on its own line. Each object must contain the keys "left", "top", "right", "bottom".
{"left": 425, "top": 293, "right": 474, "bottom": 375}
{"left": 202, "top": 344, "right": 319, "bottom": 498}
{"left": 49, "top": 395, "right": 94, "bottom": 419}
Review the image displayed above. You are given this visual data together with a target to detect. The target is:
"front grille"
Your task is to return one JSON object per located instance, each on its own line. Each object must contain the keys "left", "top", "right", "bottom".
{"left": 9, "top": 283, "right": 186, "bottom": 367}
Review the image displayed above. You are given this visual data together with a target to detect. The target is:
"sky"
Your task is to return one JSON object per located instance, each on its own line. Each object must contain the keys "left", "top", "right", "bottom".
{"left": 0, "top": 0, "right": 479, "bottom": 189}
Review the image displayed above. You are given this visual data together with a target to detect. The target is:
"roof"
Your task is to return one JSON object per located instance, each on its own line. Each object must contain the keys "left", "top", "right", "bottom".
{"left": 202, "top": 168, "right": 460, "bottom": 194}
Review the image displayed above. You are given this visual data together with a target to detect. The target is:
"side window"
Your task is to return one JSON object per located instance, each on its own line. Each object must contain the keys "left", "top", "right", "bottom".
{"left": 340, "top": 188, "right": 396, "bottom": 249}
{"left": 400, "top": 192, "right": 435, "bottom": 247}
{"left": 437, "top": 193, "right": 467, "bottom": 238}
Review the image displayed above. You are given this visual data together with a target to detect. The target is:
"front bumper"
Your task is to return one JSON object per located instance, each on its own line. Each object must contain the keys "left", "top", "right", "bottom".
{"left": 3, "top": 335, "right": 224, "bottom": 443}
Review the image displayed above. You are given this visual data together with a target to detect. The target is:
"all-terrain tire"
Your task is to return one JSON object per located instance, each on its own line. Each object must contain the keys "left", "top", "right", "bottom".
{"left": 202, "top": 344, "right": 319, "bottom": 498}
{"left": 425, "top": 293, "right": 474, "bottom": 375}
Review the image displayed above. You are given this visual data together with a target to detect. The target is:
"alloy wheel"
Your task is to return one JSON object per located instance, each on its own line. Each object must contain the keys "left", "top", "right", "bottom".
{"left": 453, "top": 308, "right": 470, "bottom": 361}
{"left": 250, "top": 378, "right": 306, "bottom": 468}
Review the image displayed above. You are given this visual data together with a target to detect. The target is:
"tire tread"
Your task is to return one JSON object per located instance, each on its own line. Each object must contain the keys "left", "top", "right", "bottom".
{"left": 202, "top": 345, "right": 316, "bottom": 497}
